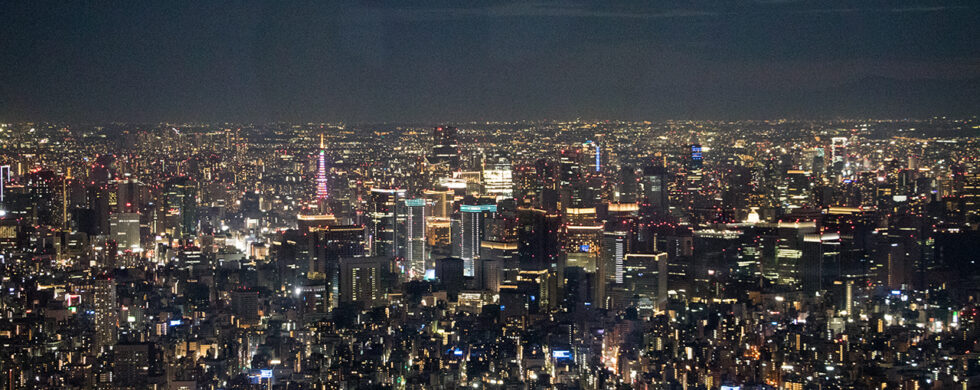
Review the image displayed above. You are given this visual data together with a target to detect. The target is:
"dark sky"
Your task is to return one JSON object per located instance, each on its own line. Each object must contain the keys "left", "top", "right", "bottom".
{"left": 1, "top": 0, "right": 978, "bottom": 122}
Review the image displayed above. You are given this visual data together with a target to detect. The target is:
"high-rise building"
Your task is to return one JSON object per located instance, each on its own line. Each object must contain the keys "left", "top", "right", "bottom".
{"left": 93, "top": 276, "right": 117, "bottom": 353}
{"left": 482, "top": 155, "right": 514, "bottom": 200}
{"left": 518, "top": 208, "right": 561, "bottom": 271}
{"left": 164, "top": 176, "right": 197, "bottom": 237}
{"left": 109, "top": 212, "right": 140, "bottom": 253}
{"left": 401, "top": 198, "right": 427, "bottom": 279}
{"left": 431, "top": 126, "right": 460, "bottom": 166}
{"left": 115, "top": 177, "right": 141, "bottom": 214}
{"left": 802, "top": 232, "right": 841, "bottom": 293}
{"left": 773, "top": 220, "right": 818, "bottom": 286}
{"left": 459, "top": 200, "right": 496, "bottom": 277}
{"left": 641, "top": 165, "right": 670, "bottom": 216}
{"left": 231, "top": 289, "right": 260, "bottom": 326}
{"left": 622, "top": 252, "right": 669, "bottom": 311}
{"left": 308, "top": 224, "right": 367, "bottom": 306}
{"left": 112, "top": 344, "right": 151, "bottom": 389}
{"left": 602, "top": 230, "right": 629, "bottom": 285}
{"left": 369, "top": 188, "right": 405, "bottom": 258}
{"left": 435, "top": 257, "right": 465, "bottom": 296}
{"left": 340, "top": 256, "right": 387, "bottom": 307}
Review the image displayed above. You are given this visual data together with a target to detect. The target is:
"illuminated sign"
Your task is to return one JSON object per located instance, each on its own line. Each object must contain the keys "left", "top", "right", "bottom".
{"left": 552, "top": 350, "right": 572, "bottom": 360}
{"left": 460, "top": 204, "right": 497, "bottom": 213}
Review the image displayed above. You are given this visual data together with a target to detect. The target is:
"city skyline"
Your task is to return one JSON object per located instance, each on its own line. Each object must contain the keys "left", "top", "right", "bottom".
{"left": 1, "top": 1, "right": 979, "bottom": 389}
{"left": 0, "top": 119, "right": 977, "bottom": 388}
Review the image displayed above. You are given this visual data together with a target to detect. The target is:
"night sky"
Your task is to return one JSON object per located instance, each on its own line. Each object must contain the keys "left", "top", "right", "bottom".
{"left": 1, "top": 0, "right": 978, "bottom": 122}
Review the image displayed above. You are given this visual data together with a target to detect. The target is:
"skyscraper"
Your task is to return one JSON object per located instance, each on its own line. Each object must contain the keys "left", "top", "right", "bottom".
{"left": 93, "top": 276, "right": 117, "bottom": 353}
{"left": 460, "top": 200, "right": 496, "bottom": 277}
{"left": 641, "top": 165, "right": 670, "bottom": 216}
{"left": 402, "top": 198, "right": 427, "bottom": 279}
{"left": 109, "top": 212, "right": 140, "bottom": 254}
{"left": 431, "top": 126, "right": 460, "bottom": 166}
{"left": 482, "top": 155, "right": 514, "bottom": 200}
{"left": 340, "top": 256, "right": 387, "bottom": 307}
{"left": 369, "top": 188, "right": 405, "bottom": 258}
{"left": 164, "top": 176, "right": 197, "bottom": 237}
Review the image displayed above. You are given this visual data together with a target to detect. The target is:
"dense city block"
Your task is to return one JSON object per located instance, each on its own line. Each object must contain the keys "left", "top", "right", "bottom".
{"left": 0, "top": 120, "right": 978, "bottom": 389}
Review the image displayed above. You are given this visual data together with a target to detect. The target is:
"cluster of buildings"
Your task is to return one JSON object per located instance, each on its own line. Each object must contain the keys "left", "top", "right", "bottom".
{"left": 0, "top": 119, "right": 977, "bottom": 389}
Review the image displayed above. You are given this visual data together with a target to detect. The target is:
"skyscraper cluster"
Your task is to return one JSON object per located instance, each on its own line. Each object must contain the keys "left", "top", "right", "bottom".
{"left": 0, "top": 119, "right": 977, "bottom": 389}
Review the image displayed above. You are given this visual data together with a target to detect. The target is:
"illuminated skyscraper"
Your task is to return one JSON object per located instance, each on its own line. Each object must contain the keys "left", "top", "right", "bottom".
{"left": 164, "top": 176, "right": 197, "bottom": 237}
{"left": 316, "top": 134, "right": 328, "bottom": 203}
{"left": 641, "top": 165, "right": 670, "bottom": 215}
{"left": 482, "top": 155, "right": 514, "bottom": 200}
{"left": 460, "top": 199, "right": 496, "bottom": 277}
{"left": 369, "top": 188, "right": 406, "bottom": 258}
{"left": 93, "top": 276, "right": 117, "bottom": 353}
{"left": 401, "top": 198, "right": 427, "bottom": 279}
{"left": 109, "top": 212, "right": 140, "bottom": 253}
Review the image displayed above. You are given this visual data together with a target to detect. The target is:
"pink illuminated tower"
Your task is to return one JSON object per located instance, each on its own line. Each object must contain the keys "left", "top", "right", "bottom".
{"left": 316, "top": 134, "right": 329, "bottom": 209}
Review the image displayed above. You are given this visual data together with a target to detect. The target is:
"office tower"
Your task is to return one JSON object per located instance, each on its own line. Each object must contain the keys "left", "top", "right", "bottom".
{"left": 617, "top": 166, "right": 639, "bottom": 203}
{"left": 689, "top": 143, "right": 703, "bottom": 171}
{"left": 431, "top": 126, "right": 460, "bottom": 166}
{"left": 961, "top": 172, "right": 980, "bottom": 222}
{"left": 483, "top": 155, "right": 514, "bottom": 200}
{"left": 109, "top": 212, "right": 140, "bottom": 253}
{"left": 340, "top": 256, "right": 387, "bottom": 307}
{"left": 557, "top": 147, "right": 602, "bottom": 209}
{"left": 459, "top": 199, "right": 496, "bottom": 277}
{"left": 402, "top": 198, "right": 427, "bottom": 279}
{"left": 93, "top": 276, "right": 117, "bottom": 353}
{"left": 436, "top": 257, "right": 465, "bottom": 297}
{"left": 622, "top": 253, "right": 668, "bottom": 312}
{"left": 424, "top": 189, "right": 453, "bottom": 219}
{"left": 773, "top": 220, "right": 818, "bottom": 286}
{"left": 476, "top": 256, "right": 502, "bottom": 292}
{"left": 686, "top": 142, "right": 704, "bottom": 193}
{"left": 831, "top": 136, "right": 848, "bottom": 176}
{"left": 115, "top": 177, "right": 140, "bottom": 214}
{"left": 164, "top": 176, "right": 197, "bottom": 237}
{"left": 84, "top": 184, "right": 111, "bottom": 235}
{"left": 0, "top": 165, "right": 8, "bottom": 206}
{"left": 517, "top": 208, "right": 561, "bottom": 271}
{"left": 112, "top": 344, "right": 150, "bottom": 389}
{"left": 481, "top": 214, "right": 519, "bottom": 285}
{"left": 297, "top": 214, "right": 338, "bottom": 233}
{"left": 562, "top": 267, "right": 595, "bottom": 312}
{"left": 231, "top": 289, "right": 260, "bottom": 326}
{"left": 23, "top": 170, "right": 58, "bottom": 226}
{"left": 602, "top": 230, "right": 629, "bottom": 285}
{"left": 533, "top": 158, "right": 559, "bottom": 210}
{"left": 801, "top": 233, "right": 841, "bottom": 294}
{"left": 641, "top": 165, "right": 670, "bottom": 216}
{"left": 369, "top": 188, "right": 405, "bottom": 258}
{"left": 784, "top": 170, "right": 813, "bottom": 209}
{"left": 308, "top": 224, "right": 367, "bottom": 306}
